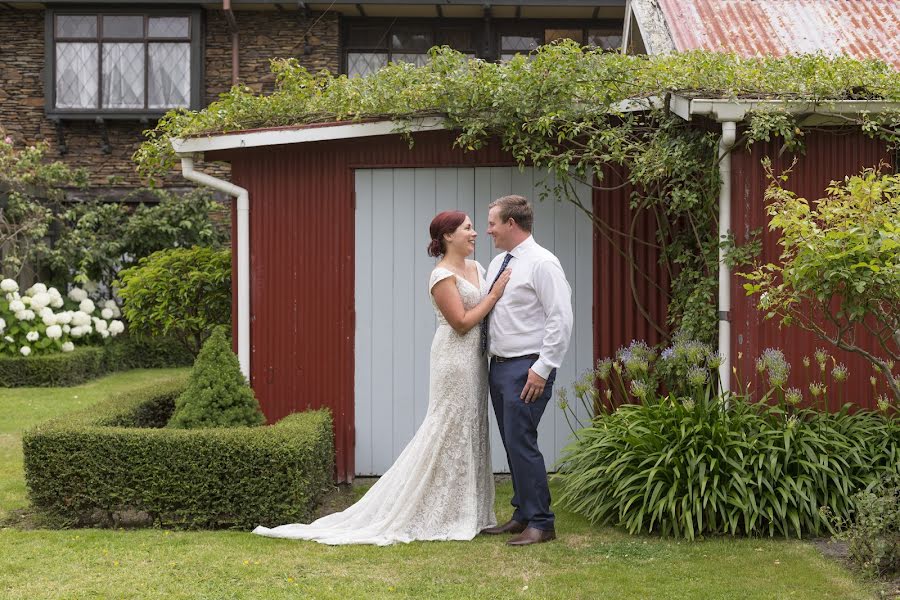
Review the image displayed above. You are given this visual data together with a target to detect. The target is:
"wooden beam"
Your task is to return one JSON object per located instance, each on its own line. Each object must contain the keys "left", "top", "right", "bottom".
{"left": 355, "top": 3, "right": 366, "bottom": 16}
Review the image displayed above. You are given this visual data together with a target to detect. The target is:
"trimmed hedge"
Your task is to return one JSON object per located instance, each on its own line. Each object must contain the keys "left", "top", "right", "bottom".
{"left": 0, "top": 334, "right": 194, "bottom": 387}
{"left": 22, "top": 376, "right": 335, "bottom": 529}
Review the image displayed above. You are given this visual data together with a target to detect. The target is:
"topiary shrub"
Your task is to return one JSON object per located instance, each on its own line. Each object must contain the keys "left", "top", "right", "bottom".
{"left": 22, "top": 375, "right": 334, "bottom": 529}
{"left": 168, "top": 328, "right": 264, "bottom": 429}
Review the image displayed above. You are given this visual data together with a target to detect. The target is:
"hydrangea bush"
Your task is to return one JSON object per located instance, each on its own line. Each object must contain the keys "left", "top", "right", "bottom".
{"left": 0, "top": 278, "right": 125, "bottom": 357}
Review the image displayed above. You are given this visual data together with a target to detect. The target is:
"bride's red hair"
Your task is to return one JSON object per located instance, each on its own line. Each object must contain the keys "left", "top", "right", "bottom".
{"left": 427, "top": 210, "right": 467, "bottom": 257}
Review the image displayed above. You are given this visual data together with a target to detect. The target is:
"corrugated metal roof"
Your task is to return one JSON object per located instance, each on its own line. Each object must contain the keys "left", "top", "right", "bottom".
{"left": 655, "top": 0, "right": 900, "bottom": 69}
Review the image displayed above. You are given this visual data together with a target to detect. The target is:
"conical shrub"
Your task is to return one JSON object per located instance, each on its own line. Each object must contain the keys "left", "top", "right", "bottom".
{"left": 168, "top": 327, "right": 265, "bottom": 429}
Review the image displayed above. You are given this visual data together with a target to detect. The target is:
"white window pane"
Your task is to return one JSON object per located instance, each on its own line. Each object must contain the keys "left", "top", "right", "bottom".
{"left": 55, "top": 43, "right": 99, "bottom": 109}
{"left": 148, "top": 17, "right": 190, "bottom": 39}
{"left": 393, "top": 53, "right": 429, "bottom": 67}
{"left": 103, "top": 15, "right": 144, "bottom": 39}
{"left": 102, "top": 43, "right": 144, "bottom": 109}
{"left": 148, "top": 43, "right": 191, "bottom": 108}
{"left": 347, "top": 52, "right": 387, "bottom": 77}
{"left": 56, "top": 15, "right": 97, "bottom": 38}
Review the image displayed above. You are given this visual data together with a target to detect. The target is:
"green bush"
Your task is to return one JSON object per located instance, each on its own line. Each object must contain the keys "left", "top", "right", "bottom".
{"left": 116, "top": 247, "right": 231, "bottom": 357}
{"left": 555, "top": 392, "right": 899, "bottom": 540}
{"left": 838, "top": 474, "right": 900, "bottom": 577}
{"left": 0, "top": 334, "right": 193, "bottom": 387}
{"left": 22, "top": 376, "right": 334, "bottom": 529}
{"left": 169, "top": 328, "right": 264, "bottom": 429}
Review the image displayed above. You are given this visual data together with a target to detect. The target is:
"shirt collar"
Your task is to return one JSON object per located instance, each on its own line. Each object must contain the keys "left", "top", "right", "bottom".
{"left": 508, "top": 235, "right": 536, "bottom": 259}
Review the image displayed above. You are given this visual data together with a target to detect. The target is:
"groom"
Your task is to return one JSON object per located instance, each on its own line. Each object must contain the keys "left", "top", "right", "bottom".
{"left": 480, "top": 195, "right": 573, "bottom": 546}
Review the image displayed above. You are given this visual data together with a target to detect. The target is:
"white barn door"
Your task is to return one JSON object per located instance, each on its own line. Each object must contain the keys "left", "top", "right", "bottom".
{"left": 354, "top": 167, "right": 594, "bottom": 476}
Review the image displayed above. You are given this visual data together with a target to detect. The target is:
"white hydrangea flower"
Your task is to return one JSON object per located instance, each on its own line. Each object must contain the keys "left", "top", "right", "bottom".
{"left": 40, "top": 308, "right": 56, "bottom": 326}
{"left": 68, "top": 287, "right": 88, "bottom": 302}
{"left": 99, "top": 329, "right": 109, "bottom": 339}
{"left": 109, "top": 320, "right": 125, "bottom": 335}
{"left": 4, "top": 335, "right": 13, "bottom": 343}
{"left": 61, "top": 341, "right": 74, "bottom": 352}
{"left": 6, "top": 292, "right": 20, "bottom": 302}
{"left": 49, "top": 296, "right": 65, "bottom": 309}
{"left": 28, "top": 283, "right": 47, "bottom": 295}
{"left": 21, "top": 296, "right": 31, "bottom": 306}
{"left": 46, "top": 325, "right": 62, "bottom": 339}
{"left": 30, "top": 292, "right": 52, "bottom": 309}
{"left": 69, "top": 326, "right": 85, "bottom": 338}
{"left": 0, "top": 317, "right": 4, "bottom": 332}
{"left": 9, "top": 299, "right": 25, "bottom": 313}
{"left": 62, "top": 324, "right": 71, "bottom": 333}
{"left": 93, "top": 318, "right": 109, "bottom": 333}
{"left": 14, "top": 311, "right": 27, "bottom": 321}
{"left": 55, "top": 311, "right": 73, "bottom": 325}
{"left": 79, "top": 298, "right": 95, "bottom": 314}
{"left": 100, "top": 308, "right": 114, "bottom": 320}
{"left": 104, "top": 299, "right": 117, "bottom": 310}
{"left": 1, "top": 279, "right": 18, "bottom": 293}
{"left": 48, "top": 287, "right": 61, "bottom": 298}
{"left": 20, "top": 310, "right": 35, "bottom": 321}
{"left": 19, "top": 346, "right": 30, "bottom": 357}
{"left": 71, "top": 311, "right": 91, "bottom": 327}
{"left": 26, "top": 330, "right": 39, "bottom": 342}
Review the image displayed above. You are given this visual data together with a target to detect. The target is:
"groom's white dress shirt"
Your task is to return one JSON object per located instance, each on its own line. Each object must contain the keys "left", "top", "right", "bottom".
{"left": 486, "top": 235, "right": 573, "bottom": 380}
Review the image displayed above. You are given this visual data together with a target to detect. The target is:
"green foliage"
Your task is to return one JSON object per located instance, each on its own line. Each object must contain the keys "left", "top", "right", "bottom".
{"left": 0, "top": 334, "right": 192, "bottom": 387}
{"left": 555, "top": 393, "right": 899, "bottom": 540}
{"left": 833, "top": 474, "right": 900, "bottom": 577}
{"left": 0, "top": 138, "right": 89, "bottom": 279}
{"left": 22, "top": 375, "right": 334, "bottom": 529}
{"left": 743, "top": 165, "right": 900, "bottom": 402}
{"left": 116, "top": 247, "right": 231, "bottom": 356}
{"left": 168, "top": 328, "right": 264, "bottom": 429}
{"left": 137, "top": 46, "right": 900, "bottom": 345}
{"left": 41, "top": 187, "right": 228, "bottom": 289}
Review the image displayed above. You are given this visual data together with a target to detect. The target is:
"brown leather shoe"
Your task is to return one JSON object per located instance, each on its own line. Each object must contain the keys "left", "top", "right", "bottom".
{"left": 506, "top": 526, "right": 556, "bottom": 546}
{"left": 479, "top": 519, "right": 527, "bottom": 535}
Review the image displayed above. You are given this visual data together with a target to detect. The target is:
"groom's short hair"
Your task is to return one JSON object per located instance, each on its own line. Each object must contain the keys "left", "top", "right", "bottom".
{"left": 490, "top": 195, "right": 533, "bottom": 232}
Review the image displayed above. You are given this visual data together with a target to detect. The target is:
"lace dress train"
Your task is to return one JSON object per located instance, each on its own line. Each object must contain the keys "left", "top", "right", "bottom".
{"left": 252, "top": 264, "right": 496, "bottom": 545}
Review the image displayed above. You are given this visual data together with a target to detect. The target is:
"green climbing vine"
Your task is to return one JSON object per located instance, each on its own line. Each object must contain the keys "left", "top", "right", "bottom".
{"left": 135, "top": 43, "right": 900, "bottom": 344}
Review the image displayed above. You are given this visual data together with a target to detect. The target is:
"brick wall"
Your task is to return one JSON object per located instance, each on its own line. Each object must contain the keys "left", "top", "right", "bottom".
{"left": 0, "top": 7, "right": 340, "bottom": 190}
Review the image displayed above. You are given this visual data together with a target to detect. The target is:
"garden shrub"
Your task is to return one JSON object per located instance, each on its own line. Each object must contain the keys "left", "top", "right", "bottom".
{"left": 555, "top": 390, "right": 899, "bottom": 540}
{"left": 168, "top": 328, "right": 264, "bottom": 429}
{"left": 837, "top": 474, "right": 900, "bottom": 577}
{"left": 116, "top": 246, "right": 231, "bottom": 357}
{"left": 0, "top": 334, "right": 192, "bottom": 387}
{"left": 22, "top": 376, "right": 334, "bottom": 529}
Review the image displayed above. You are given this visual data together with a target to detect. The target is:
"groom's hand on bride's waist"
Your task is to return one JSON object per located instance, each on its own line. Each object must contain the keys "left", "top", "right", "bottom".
{"left": 520, "top": 369, "right": 547, "bottom": 404}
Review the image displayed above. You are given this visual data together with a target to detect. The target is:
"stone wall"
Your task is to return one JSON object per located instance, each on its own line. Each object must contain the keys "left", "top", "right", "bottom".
{"left": 0, "top": 7, "right": 340, "bottom": 191}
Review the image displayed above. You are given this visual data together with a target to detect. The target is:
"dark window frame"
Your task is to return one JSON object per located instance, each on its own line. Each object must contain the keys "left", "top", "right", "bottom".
{"left": 45, "top": 6, "right": 204, "bottom": 120}
{"left": 342, "top": 17, "right": 621, "bottom": 76}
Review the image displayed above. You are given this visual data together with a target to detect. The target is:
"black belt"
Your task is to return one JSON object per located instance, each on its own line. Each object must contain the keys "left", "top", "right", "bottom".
{"left": 492, "top": 354, "right": 540, "bottom": 363}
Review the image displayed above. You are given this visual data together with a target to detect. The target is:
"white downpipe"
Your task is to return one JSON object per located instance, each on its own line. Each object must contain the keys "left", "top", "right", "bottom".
{"left": 718, "top": 122, "right": 737, "bottom": 395}
{"left": 180, "top": 157, "right": 251, "bottom": 381}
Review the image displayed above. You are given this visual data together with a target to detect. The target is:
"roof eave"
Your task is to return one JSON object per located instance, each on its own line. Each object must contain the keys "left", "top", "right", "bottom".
{"left": 670, "top": 95, "right": 900, "bottom": 122}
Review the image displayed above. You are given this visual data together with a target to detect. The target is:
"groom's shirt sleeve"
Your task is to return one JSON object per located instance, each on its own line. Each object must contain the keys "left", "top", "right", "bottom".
{"left": 531, "top": 258, "right": 573, "bottom": 380}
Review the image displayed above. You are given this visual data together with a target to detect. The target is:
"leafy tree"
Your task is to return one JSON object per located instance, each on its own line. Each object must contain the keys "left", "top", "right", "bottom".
{"left": 743, "top": 164, "right": 900, "bottom": 402}
{"left": 116, "top": 247, "right": 231, "bottom": 356}
{"left": 168, "top": 327, "right": 264, "bottom": 429}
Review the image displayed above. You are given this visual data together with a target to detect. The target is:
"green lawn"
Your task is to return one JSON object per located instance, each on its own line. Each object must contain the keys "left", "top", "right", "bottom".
{"left": 0, "top": 370, "right": 875, "bottom": 599}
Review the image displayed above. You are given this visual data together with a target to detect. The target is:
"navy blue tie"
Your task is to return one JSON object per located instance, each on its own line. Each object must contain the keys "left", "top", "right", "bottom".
{"left": 481, "top": 253, "right": 513, "bottom": 355}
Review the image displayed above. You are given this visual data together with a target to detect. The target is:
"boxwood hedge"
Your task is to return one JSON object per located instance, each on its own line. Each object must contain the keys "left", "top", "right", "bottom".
{"left": 22, "top": 375, "right": 334, "bottom": 529}
{"left": 0, "top": 334, "right": 194, "bottom": 387}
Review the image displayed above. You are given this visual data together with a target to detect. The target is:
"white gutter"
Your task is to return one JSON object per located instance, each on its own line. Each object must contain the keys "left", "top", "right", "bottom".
{"left": 180, "top": 157, "right": 251, "bottom": 382}
{"left": 717, "top": 122, "right": 737, "bottom": 395}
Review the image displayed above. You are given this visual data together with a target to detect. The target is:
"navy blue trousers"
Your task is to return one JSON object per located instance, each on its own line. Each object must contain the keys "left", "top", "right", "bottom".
{"left": 488, "top": 356, "right": 556, "bottom": 531}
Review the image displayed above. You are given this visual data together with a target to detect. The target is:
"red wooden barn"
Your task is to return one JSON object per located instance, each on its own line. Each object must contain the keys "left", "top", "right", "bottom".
{"left": 173, "top": 97, "right": 896, "bottom": 481}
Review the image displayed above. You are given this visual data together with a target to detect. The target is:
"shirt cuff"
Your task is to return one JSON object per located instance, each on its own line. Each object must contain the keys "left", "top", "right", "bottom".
{"left": 530, "top": 358, "right": 553, "bottom": 380}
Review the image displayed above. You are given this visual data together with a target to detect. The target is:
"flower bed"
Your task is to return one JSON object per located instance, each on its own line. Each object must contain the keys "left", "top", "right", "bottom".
{"left": 22, "top": 375, "right": 334, "bottom": 529}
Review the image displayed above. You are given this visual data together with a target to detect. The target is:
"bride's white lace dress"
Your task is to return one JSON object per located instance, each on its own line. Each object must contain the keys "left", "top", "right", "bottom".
{"left": 252, "top": 262, "right": 496, "bottom": 545}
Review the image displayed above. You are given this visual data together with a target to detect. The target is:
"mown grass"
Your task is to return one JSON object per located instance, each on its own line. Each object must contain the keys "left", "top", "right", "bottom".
{"left": 0, "top": 370, "right": 876, "bottom": 599}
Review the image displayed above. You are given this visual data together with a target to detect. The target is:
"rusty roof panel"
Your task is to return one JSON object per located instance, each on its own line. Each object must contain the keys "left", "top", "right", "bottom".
{"left": 656, "top": 0, "right": 900, "bottom": 69}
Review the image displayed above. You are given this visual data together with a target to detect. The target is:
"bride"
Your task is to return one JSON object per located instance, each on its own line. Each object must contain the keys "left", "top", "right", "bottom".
{"left": 253, "top": 210, "right": 511, "bottom": 545}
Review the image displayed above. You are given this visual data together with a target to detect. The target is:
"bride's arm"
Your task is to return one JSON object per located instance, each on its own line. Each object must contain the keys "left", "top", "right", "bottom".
{"left": 431, "top": 270, "right": 511, "bottom": 335}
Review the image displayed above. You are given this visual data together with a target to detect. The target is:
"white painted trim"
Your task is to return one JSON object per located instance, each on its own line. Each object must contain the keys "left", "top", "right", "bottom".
{"left": 717, "top": 122, "right": 737, "bottom": 396}
{"left": 171, "top": 117, "right": 446, "bottom": 154}
{"left": 670, "top": 96, "right": 900, "bottom": 122}
{"left": 179, "top": 157, "right": 251, "bottom": 382}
